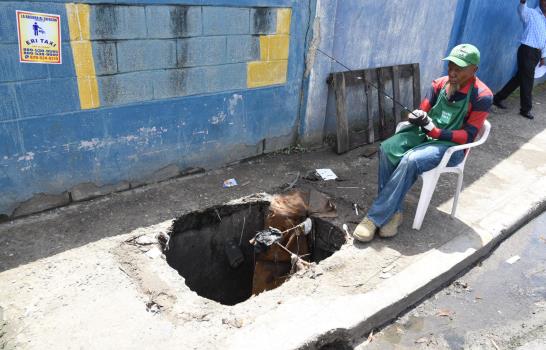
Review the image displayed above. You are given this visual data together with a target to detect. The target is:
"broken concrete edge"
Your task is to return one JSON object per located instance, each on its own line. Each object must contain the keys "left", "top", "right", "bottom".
{"left": 5, "top": 166, "right": 206, "bottom": 221}
{"left": 11, "top": 192, "right": 71, "bottom": 219}
{"left": 70, "top": 181, "right": 131, "bottom": 202}
{"left": 224, "top": 197, "right": 546, "bottom": 350}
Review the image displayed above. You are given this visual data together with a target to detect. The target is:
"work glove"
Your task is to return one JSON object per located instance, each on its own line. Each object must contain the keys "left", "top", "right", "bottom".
{"left": 408, "top": 109, "right": 435, "bottom": 131}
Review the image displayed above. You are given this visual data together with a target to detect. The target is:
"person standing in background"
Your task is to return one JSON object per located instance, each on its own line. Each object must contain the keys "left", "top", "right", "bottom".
{"left": 493, "top": 0, "right": 546, "bottom": 120}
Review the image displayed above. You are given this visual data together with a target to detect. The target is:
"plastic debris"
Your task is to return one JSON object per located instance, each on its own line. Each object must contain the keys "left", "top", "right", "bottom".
{"left": 302, "top": 217, "right": 313, "bottom": 235}
{"left": 506, "top": 255, "right": 521, "bottom": 264}
{"left": 315, "top": 168, "right": 338, "bottom": 181}
{"left": 251, "top": 228, "right": 282, "bottom": 254}
{"left": 223, "top": 178, "right": 238, "bottom": 188}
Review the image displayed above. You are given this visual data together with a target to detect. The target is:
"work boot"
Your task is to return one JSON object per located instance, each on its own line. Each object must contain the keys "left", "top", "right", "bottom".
{"left": 379, "top": 212, "right": 403, "bottom": 238}
{"left": 353, "top": 217, "right": 377, "bottom": 242}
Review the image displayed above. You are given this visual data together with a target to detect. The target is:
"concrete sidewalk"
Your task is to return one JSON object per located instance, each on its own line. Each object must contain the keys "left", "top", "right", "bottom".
{"left": 1, "top": 86, "right": 545, "bottom": 349}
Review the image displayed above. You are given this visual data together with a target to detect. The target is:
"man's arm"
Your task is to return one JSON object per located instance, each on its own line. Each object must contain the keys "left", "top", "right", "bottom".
{"left": 425, "top": 92, "right": 492, "bottom": 144}
{"left": 519, "top": 0, "right": 530, "bottom": 23}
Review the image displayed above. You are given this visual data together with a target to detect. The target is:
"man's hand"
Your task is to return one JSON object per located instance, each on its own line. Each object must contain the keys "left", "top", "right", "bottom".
{"left": 540, "top": 58, "right": 545, "bottom": 66}
{"left": 408, "top": 110, "right": 435, "bottom": 131}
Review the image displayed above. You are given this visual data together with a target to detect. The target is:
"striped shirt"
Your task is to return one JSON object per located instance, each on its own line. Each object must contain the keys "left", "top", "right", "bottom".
{"left": 519, "top": 3, "right": 546, "bottom": 58}
{"left": 419, "top": 76, "right": 492, "bottom": 145}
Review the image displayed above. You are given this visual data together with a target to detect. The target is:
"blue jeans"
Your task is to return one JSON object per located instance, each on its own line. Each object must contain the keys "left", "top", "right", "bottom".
{"left": 367, "top": 143, "right": 465, "bottom": 227}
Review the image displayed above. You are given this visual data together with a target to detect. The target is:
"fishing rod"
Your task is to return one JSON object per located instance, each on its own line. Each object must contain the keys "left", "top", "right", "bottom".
{"left": 314, "top": 47, "right": 420, "bottom": 118}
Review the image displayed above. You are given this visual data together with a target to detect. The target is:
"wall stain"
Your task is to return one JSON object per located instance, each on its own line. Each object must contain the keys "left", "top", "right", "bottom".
{"left": 168, "top": 69, "right": 187, "bottom": 96}
{"left": 94, "top": 5, "right": 119, "bottom": 39}
{"left": 170, "top": 6, "right": 189, "bottom": 37}
{"left": 253, "top": 8, "right": 275, "bottom": 34}
{"left": 100, "top": 74, "right": 120, "bottom": 106}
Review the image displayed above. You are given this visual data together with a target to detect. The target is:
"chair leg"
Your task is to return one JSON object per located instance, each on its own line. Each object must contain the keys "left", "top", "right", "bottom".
{"left": 413, "top": 171, "right": 440, "bottom": 230}
{"left": 451, "top": 172, "right": 464, "bottom": 218}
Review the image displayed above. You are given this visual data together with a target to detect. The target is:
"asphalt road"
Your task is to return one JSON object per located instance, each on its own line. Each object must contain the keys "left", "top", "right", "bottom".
{"left": 357, "top": 211, "right": 546, "bottom": 350}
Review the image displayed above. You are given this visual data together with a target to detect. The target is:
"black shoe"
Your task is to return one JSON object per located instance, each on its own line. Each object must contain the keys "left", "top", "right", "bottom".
{"left": 519, "top": 111, "right": 535, "bottom": 119}
{"left": 493, "top": 98, "right": 508, "bottom": 109}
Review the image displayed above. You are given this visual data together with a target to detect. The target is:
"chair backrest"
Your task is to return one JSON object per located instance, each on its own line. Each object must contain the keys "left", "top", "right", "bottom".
{"left": 458, "top": 119, "right": 491, "bottom": 168}
{"left": 473, "top": 120, "right": 491, "bottom": 146}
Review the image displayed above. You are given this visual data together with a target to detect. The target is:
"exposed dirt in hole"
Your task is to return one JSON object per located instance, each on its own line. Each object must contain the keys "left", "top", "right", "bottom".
{"left": 165, "top": 191, "right": 347, "bottom": 305}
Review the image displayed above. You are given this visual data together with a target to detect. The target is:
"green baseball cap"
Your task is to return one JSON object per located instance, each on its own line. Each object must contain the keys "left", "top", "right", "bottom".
{"left": 443, "top": 44, "right": 480, "bottom": 67}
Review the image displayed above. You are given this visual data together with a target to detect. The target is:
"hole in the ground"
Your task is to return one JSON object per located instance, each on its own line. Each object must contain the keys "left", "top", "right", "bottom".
{"left": 165, "top": 194, "right": 345, "bottom": 306}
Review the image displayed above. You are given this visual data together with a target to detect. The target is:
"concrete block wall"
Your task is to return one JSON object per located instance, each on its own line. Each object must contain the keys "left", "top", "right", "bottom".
{"left": 0, "top": 0, "right": 306, "bottom": 217}
{"left": 301, "top": 0, "right": 536, "bottom": 145}
{"left": 82, "top": 4, "right": 291, "bottom": 108}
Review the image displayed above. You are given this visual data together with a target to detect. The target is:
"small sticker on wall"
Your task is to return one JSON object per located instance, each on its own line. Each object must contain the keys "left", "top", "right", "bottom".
{"left": 16, "top": 10, "right": 62, "bottom": 64}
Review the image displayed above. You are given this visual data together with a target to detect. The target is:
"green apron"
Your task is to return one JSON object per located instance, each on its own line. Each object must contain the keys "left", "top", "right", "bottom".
{"left": 381, "top": 83, "right": 474, "bottom": 166}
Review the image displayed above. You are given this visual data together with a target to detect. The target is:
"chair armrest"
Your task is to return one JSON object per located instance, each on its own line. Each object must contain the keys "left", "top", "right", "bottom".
{"left": 436, "top": 138, "right": 485, "bottom": 169}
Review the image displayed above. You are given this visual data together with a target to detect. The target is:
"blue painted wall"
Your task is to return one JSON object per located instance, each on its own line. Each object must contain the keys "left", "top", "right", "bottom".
{"left": 0, "top": 0, "right": 539, "bottom": 216}
{"left": 0, "top": 0, "right": 310, "bottom": 216}
{"left": 457, "top": 0, "right": 538, "bottom": 91}
{"left": 305, "top": 0, "right": 539, "bottom": 141}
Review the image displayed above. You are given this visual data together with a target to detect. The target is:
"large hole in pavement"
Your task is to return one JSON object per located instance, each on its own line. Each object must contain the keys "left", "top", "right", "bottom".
{"left": 165, "top": 195, "right": 346, "bottom": 306}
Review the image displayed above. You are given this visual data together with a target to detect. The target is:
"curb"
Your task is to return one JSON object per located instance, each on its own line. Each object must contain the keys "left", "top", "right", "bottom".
{"left": 308, "top": 198, "right": 546, "bottom": 349}
{"left": 224, "top": 198, "right": 546, "bottom": 350}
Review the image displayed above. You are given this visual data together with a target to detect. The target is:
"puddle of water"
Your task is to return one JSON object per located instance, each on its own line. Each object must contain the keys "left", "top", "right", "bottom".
{"left": 365, "top": 212, "right": 546, "bottom": 350}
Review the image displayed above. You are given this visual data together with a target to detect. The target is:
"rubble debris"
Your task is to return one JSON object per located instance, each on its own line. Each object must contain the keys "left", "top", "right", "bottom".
{"left": 222, "top": 317, "right": 244, "bottom": 328}
{"left": 135, "top": 235, "right": 156, "bottom": 245}
{"left": 303, "top": 170, "right": 321, "bottom": 181}
{"left": 157, "top": 231, "right": 170, "bottom": 251}
{"left": 415, "top": 337, "right": 429, "bottom": 344}
{"left": 146, "top": 300, "right": 161, "bottom": 314}
{"left": 145, "top": 246, "right": 163, "bottom": 259}
{"left": 436, "top": 309, "right": 454, "bottom": 318}
{"left": 308, "top": 190, "right": 337, "bottom": 218}
{"left": 454, "top": 281, "right": 469, "bottom": 289}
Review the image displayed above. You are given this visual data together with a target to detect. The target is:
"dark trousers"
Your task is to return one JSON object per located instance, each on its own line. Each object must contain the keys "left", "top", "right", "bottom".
{"left": 495, "top": 44, "right": 541, "bottom": 113}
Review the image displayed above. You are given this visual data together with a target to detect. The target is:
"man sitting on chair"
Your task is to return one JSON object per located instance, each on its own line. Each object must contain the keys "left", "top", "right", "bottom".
{"left": 353, "top": 44, "right": 492, "bottom": 242}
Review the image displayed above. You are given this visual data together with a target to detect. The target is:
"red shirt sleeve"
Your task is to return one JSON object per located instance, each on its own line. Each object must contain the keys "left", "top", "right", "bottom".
{"left": 424, "top": 78, "right": 492, "bottom": 144}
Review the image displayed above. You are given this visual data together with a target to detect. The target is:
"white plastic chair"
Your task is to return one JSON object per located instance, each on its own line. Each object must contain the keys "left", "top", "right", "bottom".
{"left": 395, "top": 120, "right": 491, "bottom": 230}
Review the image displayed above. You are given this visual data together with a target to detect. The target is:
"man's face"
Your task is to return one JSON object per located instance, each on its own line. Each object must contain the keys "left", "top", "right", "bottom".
{"left": 447, "top": 61, "right": 477, "bottom": 86}
{"left": 541, "top": 0, "right": 546, "bottom": 14}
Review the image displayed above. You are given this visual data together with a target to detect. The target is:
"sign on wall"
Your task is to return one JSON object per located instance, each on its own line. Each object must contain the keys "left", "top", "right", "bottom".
{"left": 16, "top": 10, "right": 62, "bottom": 64}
